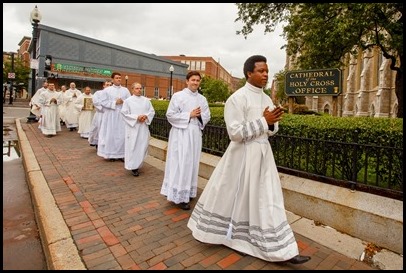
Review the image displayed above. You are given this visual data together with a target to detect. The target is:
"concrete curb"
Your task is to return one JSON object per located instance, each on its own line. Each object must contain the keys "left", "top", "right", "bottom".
{"left": 16, "top": 118, "right": 86, "bottom": 270}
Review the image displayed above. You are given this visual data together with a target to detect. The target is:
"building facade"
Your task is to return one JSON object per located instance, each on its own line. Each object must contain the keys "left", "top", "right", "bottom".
{"left": 27, "top": 24, "right": 188, "bottom": 98}
{"left": 162, "top": 55, "right": 242, "bottom": 92}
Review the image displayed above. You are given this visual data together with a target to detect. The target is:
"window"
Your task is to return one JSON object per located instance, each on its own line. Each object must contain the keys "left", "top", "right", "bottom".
{"left": 154, "top": 87, "right": 159, "bottom": 99}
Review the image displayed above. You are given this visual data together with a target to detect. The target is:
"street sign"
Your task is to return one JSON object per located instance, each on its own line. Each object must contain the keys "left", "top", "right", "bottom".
{"left": 285, "top": 68, "right": 342, "bottom": 96}
{"left": 7, "top": 73, "right": 15, "bottom": 79}
{"left": 30, "top": 59, "right": 39, "bottom": 69}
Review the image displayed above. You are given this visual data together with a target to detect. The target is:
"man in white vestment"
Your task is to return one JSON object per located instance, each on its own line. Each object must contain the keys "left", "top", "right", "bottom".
{"left": 97, "top": 72, "right": 131, "bottom": 161}
{"left": 88, "top": 80, "right": 111, "bottom": 149}
{"left": 64, "top": 82, "right": 81, "bottom": 131}
{"left": 29, "top": 81, "right": 48, "bottom": 122}
{"left": 160, "top": 71, "right": 211, "bottom": 210}
{"left": 120, "top": 82, "right": 155, "bottom": 177}
{"left": 187, "top": 55, "right": 311, "bottom": 265}
{"left": 58, "top": 85, "right": 68, "bottom": 125}
{"left": 75, "top": 86, "right": 95, "bottom": 138}
{"left": 38, "top": 83, "right": 62, "bottom": 137}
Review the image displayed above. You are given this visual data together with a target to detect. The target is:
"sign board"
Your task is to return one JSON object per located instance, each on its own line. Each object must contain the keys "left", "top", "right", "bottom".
{"left": 30, "top": 59, "right": 39, "bottom": 69}
{"left": 54, "top": 63, "right": 112, "bottom": 76}
{"left": 285, "top": 68, "right": 341, "bottom": 96}
{"left": 7, "top": 73, "right": 15, "bottom": 79}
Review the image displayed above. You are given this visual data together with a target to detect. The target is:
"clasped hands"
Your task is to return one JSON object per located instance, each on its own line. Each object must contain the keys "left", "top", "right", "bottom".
{"left": 190, "top": 107, "right": 201, "bottom": 118}
{"left": 138, "top": 115, "right": 148, "bottom": 123}
{"left": 263, "top": 106, "right": 283, "bottom": 125}
{"left": 116, "top": 98, "right": 124, "bottom": 105}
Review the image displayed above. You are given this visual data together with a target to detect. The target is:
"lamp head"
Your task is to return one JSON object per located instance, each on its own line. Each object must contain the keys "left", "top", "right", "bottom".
{"left": 125, "top": 75, "right": 129, "bottom": 80}
{"left": 30, "top": 5, "right": 42, "bottom": 24}
{"left": 169, "top": 65, "right": 174, "bottom": 72}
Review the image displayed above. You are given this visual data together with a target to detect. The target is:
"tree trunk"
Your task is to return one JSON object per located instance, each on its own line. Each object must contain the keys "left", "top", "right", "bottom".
{"left": 395, "top": 58, "right": 403, "bottom": 118}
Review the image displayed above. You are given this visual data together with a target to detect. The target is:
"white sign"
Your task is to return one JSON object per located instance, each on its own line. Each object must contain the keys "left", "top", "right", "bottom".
{"left": 30, "top": 59, "right": 39, "bottom": 69}
{"left": 7, "top": 73, "right": 15, "bottom": 79}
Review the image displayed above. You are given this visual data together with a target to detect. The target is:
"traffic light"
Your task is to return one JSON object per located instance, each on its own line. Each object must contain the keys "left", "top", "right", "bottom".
{"left": 45, "top": 55, "right": 52, "bottom": 70}
{"left": 43, "top": 70, "right": 50, "bottom": 78}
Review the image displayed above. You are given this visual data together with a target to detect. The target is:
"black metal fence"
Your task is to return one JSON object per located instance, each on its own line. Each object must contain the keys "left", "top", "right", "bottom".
{"left": 150, "top": 117, "right": 403, "bottom": 201}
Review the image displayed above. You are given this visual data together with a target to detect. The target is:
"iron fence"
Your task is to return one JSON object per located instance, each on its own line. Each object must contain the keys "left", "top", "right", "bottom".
{"left": 150, "top": 117, "right": 403, "bottom": 200}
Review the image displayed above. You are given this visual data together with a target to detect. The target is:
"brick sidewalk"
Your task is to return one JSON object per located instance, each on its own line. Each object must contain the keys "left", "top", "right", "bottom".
{"left": 21, "top": 122, "right": 377, "bottom": 270}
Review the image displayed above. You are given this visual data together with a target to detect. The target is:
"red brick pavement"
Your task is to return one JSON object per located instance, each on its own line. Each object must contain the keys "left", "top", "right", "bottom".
{"left": 21, "top": 122, "right": 377, "bottom": 270}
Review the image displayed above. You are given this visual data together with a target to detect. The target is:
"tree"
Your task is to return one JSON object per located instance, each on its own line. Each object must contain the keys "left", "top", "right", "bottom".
{"left": 200, "top": 76, "right": 230, "bottom": 103}
{"left": 235, "top": 3, "right": 403, "bottom": 118}
{"left": 3, "top": 55, "right": 31, "bottom": 91}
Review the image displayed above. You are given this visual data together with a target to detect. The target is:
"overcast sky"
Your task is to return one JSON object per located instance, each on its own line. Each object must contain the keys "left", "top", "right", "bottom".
{"left": 3, "top": 3, "right": 287, "bottom": 80}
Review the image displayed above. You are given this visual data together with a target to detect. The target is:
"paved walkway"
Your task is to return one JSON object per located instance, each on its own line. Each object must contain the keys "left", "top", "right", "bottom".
{"left": 18, "top": 120, "right": 379, "bottom": 270}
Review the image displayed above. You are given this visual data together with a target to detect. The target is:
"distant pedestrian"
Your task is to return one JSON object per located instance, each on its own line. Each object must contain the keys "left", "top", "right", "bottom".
{"left": 121, "top": 82, "right": 155, "bottom": 176}
{"left": 160, "top": 71, "right": 211, "bottom": 210}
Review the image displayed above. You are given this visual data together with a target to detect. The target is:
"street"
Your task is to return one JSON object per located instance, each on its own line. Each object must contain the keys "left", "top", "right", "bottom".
{"left": 3, "top": 106, "right": 46, "bottom": 270}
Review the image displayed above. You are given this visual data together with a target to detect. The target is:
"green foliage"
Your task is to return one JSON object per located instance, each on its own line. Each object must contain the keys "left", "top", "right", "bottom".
{"left": 235, "top": 3, "right": 403, "bottom": 118}
{"left": 200, "top": 76, "right": 231, "bottom": 103}
{"left": 3, "top": 56, "right": 31, "bottom": 89}
{"left": 274, "top": 70, "right": 287, "bottom": 104}
{"left": 237, "top": 78, "right": 246, "bottom": 90}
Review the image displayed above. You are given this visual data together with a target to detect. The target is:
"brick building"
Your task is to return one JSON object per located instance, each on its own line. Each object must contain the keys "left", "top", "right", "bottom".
{"left": 23, "top": 24, "right": 188, "bottom": 99}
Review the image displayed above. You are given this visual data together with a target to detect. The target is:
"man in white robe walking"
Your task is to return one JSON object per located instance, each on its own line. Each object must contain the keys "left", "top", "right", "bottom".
{"left": 88, "top": 80, "right": 111, "bottom": 149}
{"left": 121, "top": 82, "right": 155, "bottom": 176}
{"left": 75, "top": 86, "right": 95, "bottom": 138}
{"left": 187, "top": 55, "right": 311, "bottom": 265}
{"left": 38, "top": 83, "right": 62, "bottom": 137}
{"left": 29, "top": 81, "right": 48, "bottom": 123}
{"left": 97, "top": 72, "right": 131, "bottom": 161}
{"left": 160, "top": 71, "right": 211, "bottom": 210}
{"left": 64, "top": 82, "right": 81, "bottom": 131}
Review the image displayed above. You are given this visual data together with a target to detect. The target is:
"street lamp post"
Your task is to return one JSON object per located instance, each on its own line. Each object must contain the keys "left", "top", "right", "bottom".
{"left": 169, "top": 65, "right": 174, "bottom": 99}
{"left": 27, "top": 5, "right": 42, "bottom": 123}
{"left": 125, "top": 75, "right": 128, "bottom": 88}
{"left": 8, "top": 53, "right": 15, "bottom": 105}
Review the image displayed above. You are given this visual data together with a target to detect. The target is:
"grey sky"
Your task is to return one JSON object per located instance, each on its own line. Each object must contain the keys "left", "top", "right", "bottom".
{"left": 3, "top": 3, "right": 286, "bottom": 80}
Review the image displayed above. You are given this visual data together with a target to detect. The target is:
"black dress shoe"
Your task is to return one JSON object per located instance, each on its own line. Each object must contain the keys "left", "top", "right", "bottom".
{"left": 179, "top": 202, "right": 190, "bottom": 210}
{"left": 286, "top": 255, "right": 311, "bottom": 264}
{"left": 131, "top": 169, "right": 139, "bottom": 177}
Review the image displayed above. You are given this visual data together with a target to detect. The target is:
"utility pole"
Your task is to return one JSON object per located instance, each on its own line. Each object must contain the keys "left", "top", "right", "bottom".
{"left": 8, "top": 53, "right": 15, "bottom": 105}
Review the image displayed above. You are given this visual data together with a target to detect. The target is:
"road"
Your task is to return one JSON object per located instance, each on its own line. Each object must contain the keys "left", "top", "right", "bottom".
{"left": 3, "top": 106, "right": 47, "bottom": 270}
